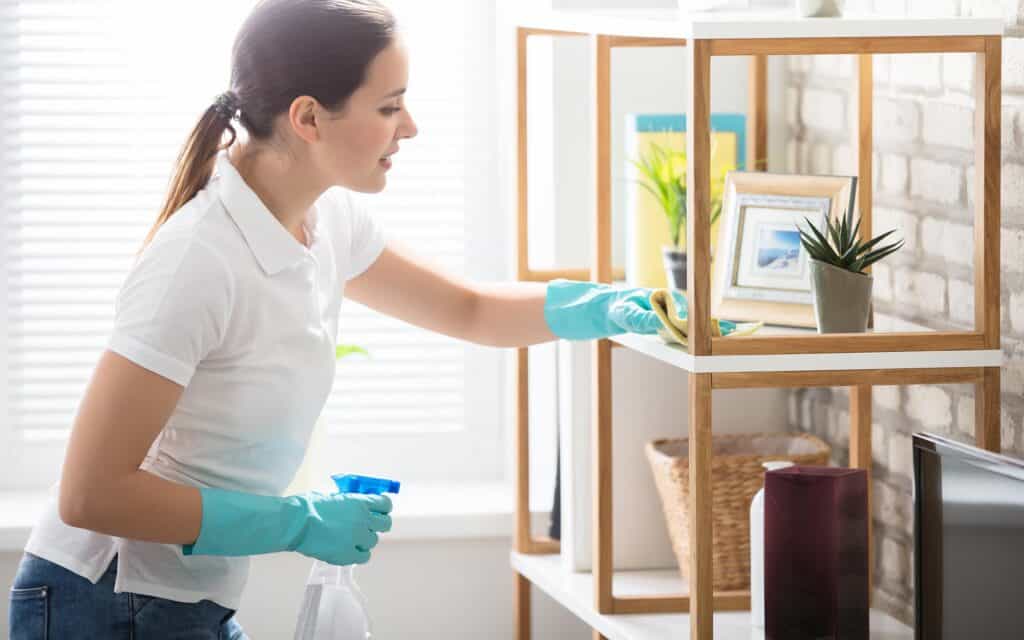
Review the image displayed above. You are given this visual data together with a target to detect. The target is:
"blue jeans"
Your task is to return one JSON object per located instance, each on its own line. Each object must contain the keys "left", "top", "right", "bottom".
{"left": 8, "top": 552, "right": 248, "bottom": 639}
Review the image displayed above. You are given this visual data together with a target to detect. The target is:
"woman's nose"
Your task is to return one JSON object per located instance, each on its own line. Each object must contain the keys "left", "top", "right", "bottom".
{"left": 401, "top": 111, "right": 418, "bottom": 140}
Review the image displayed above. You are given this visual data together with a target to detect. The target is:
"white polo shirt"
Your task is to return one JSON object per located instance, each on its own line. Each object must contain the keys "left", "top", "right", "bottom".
{"left": 23, "top": 150, "right": 387, "bottom": 609}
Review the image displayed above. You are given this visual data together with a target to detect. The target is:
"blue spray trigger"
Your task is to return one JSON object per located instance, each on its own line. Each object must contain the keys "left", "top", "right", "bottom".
{"left": 331, "top": 474, "right": 401, "bottom": 495}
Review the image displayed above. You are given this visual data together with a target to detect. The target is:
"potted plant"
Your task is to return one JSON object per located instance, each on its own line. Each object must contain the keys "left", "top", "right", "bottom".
{"left": 632, "top": 141, "right": 730, "bottom": 290}
{"left": 797, "top": 212, "right": 903, "bottom": 333}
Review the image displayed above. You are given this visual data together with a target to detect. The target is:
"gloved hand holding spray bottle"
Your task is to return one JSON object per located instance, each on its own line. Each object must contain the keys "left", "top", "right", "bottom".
{"left": 293, "top": 474, "right": 400, "bottom": 640}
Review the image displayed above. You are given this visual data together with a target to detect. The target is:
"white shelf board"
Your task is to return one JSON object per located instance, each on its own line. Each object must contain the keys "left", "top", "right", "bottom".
{"left": 609, "top": 331, "right": 1002, "bottom": 374}
{"left": 513, "top": 8, "right": 1002, "bottom": 40}
{"left": 511, "top": 551, "right": 913, "bottom": 640}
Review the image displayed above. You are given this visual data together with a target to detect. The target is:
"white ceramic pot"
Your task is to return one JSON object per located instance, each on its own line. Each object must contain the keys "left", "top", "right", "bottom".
{"left": 796, "top": 0, "right": 843, "bottom": 17}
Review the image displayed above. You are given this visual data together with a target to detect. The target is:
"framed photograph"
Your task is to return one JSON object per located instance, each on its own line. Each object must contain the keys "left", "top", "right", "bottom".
{"left": 712, "top": 172, "right": 857, "bottom": 328}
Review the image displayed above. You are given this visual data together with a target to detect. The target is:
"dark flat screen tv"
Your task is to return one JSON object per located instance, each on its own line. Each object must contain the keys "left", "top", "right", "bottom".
{"left": 913, "top": 432, "right": 1024, "bottom": 640}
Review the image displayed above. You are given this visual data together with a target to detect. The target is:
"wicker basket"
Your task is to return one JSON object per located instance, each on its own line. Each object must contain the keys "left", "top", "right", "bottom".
{"left": 645, "top": 432, "right": 830, "bottom": 591}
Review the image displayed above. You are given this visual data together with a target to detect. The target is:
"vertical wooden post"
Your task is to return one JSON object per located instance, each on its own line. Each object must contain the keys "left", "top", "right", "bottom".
{"left": 515, "top": 571, "right": 531, "bottom": 640}
{"left": 976, "top": 368, "right": 1001, "bottom": 452}
{"left": 516, "top": 28, "right": 530, "bottom": 285}
{"left": 974, "top": 36, "right": 1001, "bottom": 455}
{"left": 975, "top": 36, "right": 1001, "bottom": 349}
{"left": 514, "top": 27, "right": 532, "bottom": 557}
{"left": 747, "top": 54, "right": 767, "bottom": 171}
{"left": 849, "top": 385, "right": 873, "bottom": 603}
{"left": 514, "top": 29, "right": 533, "bottom": 640}
{"left": 855, "top": 53, "right": 874, "bottom": 333}
{"left": 515, "top": 348, "right": 531, "bottom": 553}
{"left": 851, "top": 53, "right": 875, "bottom": 606}
{"left": 687, "top": 39, "right": 712, "bottom": 357}
{"left": 591, "top": 33, "right": 615, "bottom": 615}
{"left": 689, "top": 373, "right": 714, "bottom": 640}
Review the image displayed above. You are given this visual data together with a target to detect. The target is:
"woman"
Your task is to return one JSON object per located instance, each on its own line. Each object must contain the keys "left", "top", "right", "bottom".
{"left": 8, "top": 1, "right": 674, "bottom": 637}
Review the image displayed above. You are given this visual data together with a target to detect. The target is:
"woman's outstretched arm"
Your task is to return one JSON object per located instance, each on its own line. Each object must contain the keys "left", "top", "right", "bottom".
{"left": 344, "top": 240, "right": 557, "bottom": 348}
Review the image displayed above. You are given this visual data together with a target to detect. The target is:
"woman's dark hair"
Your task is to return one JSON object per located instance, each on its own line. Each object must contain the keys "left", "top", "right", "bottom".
{"left": 139, "top": 0, "right": 396, "bottom": 252}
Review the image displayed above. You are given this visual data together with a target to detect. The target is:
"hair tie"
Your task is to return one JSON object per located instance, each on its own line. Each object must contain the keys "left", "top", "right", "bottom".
{"left": 213, "top": 91, "right": 240, "bottom": 121}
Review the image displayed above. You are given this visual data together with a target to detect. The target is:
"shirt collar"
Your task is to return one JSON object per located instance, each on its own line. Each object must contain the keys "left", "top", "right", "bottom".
{"left": 214, "top": 151, "right": 319, "bottom": 276}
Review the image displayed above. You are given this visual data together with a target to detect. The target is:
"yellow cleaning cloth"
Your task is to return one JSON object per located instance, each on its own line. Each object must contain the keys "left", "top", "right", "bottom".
{"left": 649, "top": 289, "right": 763, "bottom": 347}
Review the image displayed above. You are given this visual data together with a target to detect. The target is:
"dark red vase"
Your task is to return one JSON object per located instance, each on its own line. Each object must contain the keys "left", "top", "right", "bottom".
{"left": 764, "top": 466, "right": 869, "bottom": 640}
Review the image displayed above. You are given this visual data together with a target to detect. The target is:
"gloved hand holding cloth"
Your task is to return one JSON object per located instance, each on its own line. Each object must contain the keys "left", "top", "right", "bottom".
{"left": 543, "top": 278, "right": 762, "bottom": 346}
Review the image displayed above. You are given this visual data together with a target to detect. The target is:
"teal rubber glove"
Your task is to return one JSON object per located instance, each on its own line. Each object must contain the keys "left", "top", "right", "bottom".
{"left": 182, "top": 487, "right": 392, "bottom": 566}
{"left": 544, "top": 279, "right": 737, "bottom": 340}
{"left": 544, "top": 279, "right": 688, "bottom": 340}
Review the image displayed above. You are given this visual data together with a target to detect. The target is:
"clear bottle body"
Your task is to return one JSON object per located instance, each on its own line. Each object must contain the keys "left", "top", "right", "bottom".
{"left": 293, "top": 561, "right": 372, "bottom": 640}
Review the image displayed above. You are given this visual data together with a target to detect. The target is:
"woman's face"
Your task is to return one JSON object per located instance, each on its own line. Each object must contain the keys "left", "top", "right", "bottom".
{"left": 317, "top": 38, "right": 418, "bottom": 193}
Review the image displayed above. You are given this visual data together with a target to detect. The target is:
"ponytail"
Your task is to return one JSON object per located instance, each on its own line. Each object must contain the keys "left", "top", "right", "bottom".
{"left": 137, "top": 91, "right": 241, "bottom": 255}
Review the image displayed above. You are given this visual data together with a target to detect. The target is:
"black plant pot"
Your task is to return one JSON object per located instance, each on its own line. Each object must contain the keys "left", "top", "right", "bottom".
{"left": 661, "top": 246, "right": 686, "bottom": 290}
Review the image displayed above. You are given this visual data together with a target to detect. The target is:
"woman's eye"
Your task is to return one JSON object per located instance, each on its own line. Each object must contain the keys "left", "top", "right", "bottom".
{"left": 380, "top": 106, "right": 401, "bottom": 116}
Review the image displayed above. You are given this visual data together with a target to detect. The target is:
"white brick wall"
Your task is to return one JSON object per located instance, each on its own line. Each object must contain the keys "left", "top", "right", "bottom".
{"left": 1003, "top": 37, "right": 1024, "bottom": 92}
{"left": 786, "top": 7, "right": 1024, "bottom": 623}
{"left": 879, "top": 153, "right": 909, "bottom": 194}
{"left": 887, "top": 430, "right": 914, "bottom": 480}
{"left": 872, "top": 262, "right": 894, "bottom": 301}
{"left": 875, "top": 98, "right": 920, "bottom": 143}
{"left": 893, "top": 269, "right": 947, "bottom": 314}
{"left": 890, "top": 53, "right": 942, "bottom": 92}
{"left": 921, "top": 102, "right": 974, "bottom": 149}
{"left": 947, "top": 278, "right": 976, "bottom": 325}
{"left": 906, "top": 385, "right": 953, "bottom": 430}
{"left": 1011, "top": 289, "right": 1024, "bottom": 333}
{"left": 1001, "top": 226, "right": 1024, "bottom": 273}
{"left": 920, "top": 217, "right": 974, "bottom": 266}
{"left": 910, "top": 158, "right": 963, "bottom": 204}
{"left": 1001, "top": 162, "right": 1024, "bottom": 210}
{"left": 874, "top": 206, "right": 918, "bottom": 253}
{"left": 942, "top": 52, "right": 974, "bottom": 93}
{"left": 801, "top": 88, "right": 846, "bottom": 133}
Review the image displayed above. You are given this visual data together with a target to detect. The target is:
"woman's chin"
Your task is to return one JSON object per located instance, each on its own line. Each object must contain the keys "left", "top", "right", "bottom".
{"left": 340, "top": 175, "right": 387, "bottom": 194}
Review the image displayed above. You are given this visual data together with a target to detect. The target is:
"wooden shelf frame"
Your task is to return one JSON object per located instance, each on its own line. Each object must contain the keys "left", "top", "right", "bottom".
{"left": 512, "top": 16, "right": 1003, "bottom": 640}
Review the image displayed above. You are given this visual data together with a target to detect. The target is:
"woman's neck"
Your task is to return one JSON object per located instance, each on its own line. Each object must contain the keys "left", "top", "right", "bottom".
{"left": 227, "top": 143, "right": 323, "bottom": 243}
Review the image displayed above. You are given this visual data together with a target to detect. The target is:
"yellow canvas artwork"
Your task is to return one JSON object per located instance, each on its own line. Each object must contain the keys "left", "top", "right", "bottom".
{"left": 626, "top": 114, "right": 745, "bottom": 289}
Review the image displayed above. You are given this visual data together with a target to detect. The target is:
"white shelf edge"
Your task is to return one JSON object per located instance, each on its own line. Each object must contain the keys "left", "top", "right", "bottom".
{"left": 511, "top": 551, "right": 914, "bottom": 640}
{"left": 609, "top": 333, "right": 1003, "bottom": 374}
{"left": 512, "top": 8, "right": 1003, "bottom": 40}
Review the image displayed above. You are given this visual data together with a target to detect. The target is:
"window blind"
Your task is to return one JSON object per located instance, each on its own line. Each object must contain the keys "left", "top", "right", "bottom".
{"left": 1, "top": 1, "right": 491, "bottom": 476}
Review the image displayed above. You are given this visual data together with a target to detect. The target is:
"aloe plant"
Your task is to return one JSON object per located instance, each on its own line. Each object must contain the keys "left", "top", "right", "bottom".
{"left": 797, "top": 213, "right": 903, "bottom": 275}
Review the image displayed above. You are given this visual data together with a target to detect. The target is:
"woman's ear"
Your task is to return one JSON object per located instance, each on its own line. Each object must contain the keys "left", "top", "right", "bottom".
{"left": 288, "top": 95, "right": 322, "bottom": 144}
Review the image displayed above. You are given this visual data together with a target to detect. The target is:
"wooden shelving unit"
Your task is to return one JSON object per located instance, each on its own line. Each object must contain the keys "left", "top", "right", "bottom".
{"left": 510, "top": 8, "right": 1004, "bottom": 640}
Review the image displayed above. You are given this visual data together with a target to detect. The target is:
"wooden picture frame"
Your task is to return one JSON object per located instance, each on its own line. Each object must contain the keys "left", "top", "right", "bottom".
{"left": 711, "top": 171, "right": 857, "bottom": 328}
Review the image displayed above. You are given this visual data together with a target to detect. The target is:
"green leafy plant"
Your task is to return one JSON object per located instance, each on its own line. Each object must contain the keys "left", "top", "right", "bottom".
{"left": 631, "top": 141, "right": 732, "bottom": 249}
{"left": 335, "top": 344, "right": 368, "bottom": 359}
{"left": 797, "top": 212, "right": 903, "bottom": 275}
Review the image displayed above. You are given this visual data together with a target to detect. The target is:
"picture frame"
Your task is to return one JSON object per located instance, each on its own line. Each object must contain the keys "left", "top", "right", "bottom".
{"left": 711, "top": 171, "right": 858, "bottom": 328}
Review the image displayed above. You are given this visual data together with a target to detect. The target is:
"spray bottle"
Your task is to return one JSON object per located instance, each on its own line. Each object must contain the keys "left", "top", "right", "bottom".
{"left": 293, "top": 474, "right": 400, "bottom": 640}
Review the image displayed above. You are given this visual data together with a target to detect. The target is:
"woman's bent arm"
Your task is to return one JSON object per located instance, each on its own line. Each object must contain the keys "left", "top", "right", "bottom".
{"left": 59, "top": 350, "right": 202, "bottom": 546}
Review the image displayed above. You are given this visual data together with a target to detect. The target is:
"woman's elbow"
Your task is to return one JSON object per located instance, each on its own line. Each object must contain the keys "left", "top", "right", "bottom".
{"left": 58, "top": 480, "right": 92, "bottom": 529}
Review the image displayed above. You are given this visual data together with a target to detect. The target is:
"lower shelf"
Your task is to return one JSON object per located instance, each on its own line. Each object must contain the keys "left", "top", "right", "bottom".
{"left": 511, "top": 551, "right": 913, "bottom": 640}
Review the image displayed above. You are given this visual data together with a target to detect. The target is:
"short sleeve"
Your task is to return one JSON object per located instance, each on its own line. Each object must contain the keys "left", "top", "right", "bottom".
{"left": 342, "top": 190, "right": 387, "bottom": 281}
{"left": 107, "top": 235, "right": 235, "bottom": 387}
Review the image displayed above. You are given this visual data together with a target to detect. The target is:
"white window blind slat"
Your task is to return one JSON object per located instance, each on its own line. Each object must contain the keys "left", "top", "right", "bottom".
{"left": 2, "top": 0, "right": 497, "bottom": 480}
